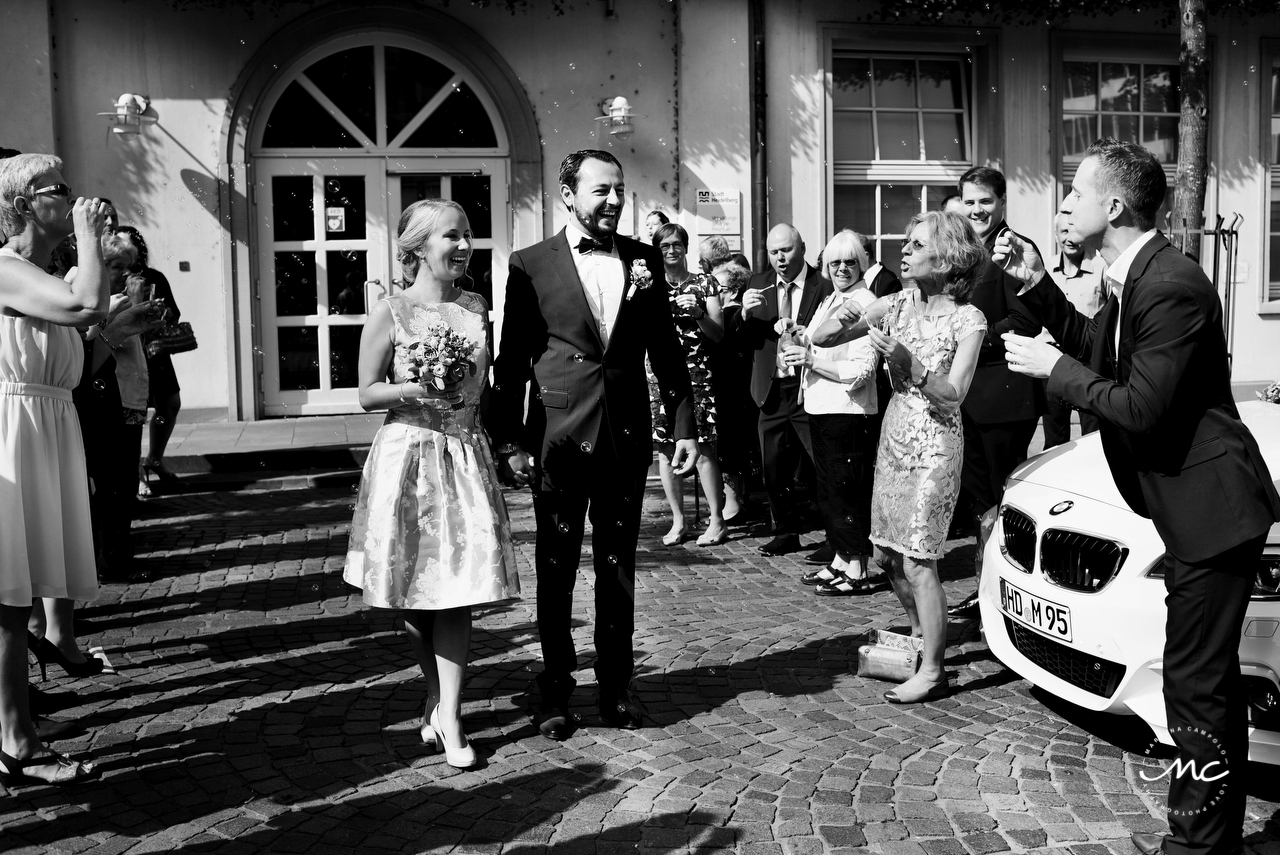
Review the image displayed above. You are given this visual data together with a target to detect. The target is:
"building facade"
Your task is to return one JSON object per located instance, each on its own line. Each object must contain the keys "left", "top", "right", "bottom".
{"left": 3, "top": 0, "right": 1276, "bottom": 418}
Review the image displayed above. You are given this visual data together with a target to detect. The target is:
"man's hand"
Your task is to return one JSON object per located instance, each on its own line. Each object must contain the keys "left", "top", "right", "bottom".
{"left": 773, "top": 317, "right": 796, "bottom": 337}
{"left": 1002, "top": 332, "right": 1063, "bottom": 380}
{"left": 500, "top": 448, "right": 534, "bottom": 489}
{"left": 741, "top": 288, "right": 766, "bottom": 320}
{"left": 670, "top": 438, "right": 700, "bottom": 475}
{"left": 992, "top": 232, "right": 1046, "bottom": 286}
{"left": 778, "top": 343, "right": 811, "bottom": 370}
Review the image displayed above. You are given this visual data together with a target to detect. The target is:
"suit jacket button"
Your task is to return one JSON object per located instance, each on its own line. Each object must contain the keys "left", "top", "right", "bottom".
{"left": 573, "top": 353, "right": 585, "bottom": 363}
{"left": 623, "top": 428, "right": 631, "bottom": 436}
{"left": 580, "top": 441, "right": 592, "bottom": 453}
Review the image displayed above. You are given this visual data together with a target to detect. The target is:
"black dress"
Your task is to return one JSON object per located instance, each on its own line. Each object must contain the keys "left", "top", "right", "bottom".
{"left": 140, "top": 267, "right": 182, "bottom": 402}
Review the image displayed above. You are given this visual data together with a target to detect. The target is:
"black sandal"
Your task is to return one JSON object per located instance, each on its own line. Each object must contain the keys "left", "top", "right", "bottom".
{"left": 815, "top": 567, "right": 885, "bottom": 597}
{"left": 801, "top": 566, "right": 840, "bottom": 586}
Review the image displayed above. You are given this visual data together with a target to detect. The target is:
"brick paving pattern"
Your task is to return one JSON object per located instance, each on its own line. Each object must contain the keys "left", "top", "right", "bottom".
{"left": 5, "top": 483, "right": 1279, "bottom": 853}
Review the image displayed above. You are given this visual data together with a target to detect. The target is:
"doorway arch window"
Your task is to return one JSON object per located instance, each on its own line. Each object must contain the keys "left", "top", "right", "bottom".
{"left": 250, "top": 33, "right": 510, "bottom": 416}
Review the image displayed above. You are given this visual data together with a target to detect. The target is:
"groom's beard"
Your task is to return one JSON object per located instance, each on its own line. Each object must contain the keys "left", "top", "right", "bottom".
{"left": 573, "top": 206, "right": 620, "bottom": 239}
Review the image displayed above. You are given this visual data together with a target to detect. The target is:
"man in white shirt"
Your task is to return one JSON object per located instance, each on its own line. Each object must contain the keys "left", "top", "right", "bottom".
{"left": 1042, "top": 212, "right": 1106, "bottom": 447}
{"left": 728, "top": 223, "right": 832, "bottom": 557}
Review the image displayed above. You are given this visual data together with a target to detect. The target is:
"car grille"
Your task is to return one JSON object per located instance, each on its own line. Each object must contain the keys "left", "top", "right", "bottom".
{"left": 1004, "top": 617, "right": 1126, "bottom": 698}
{"left": 1040, "top": 529, "right": 1128, "bottom": 593}
{"left": 1000, "top": 507, "right": 1036, "bottom": 573}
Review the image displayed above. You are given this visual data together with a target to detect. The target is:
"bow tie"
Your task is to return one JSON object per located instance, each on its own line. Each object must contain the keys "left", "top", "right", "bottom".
{"left": 576, "top": 235, "right": 614, "bottom": 254}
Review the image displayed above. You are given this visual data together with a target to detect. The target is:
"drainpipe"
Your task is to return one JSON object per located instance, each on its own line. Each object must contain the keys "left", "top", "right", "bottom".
{"left": 749, "top": 0, "right": 766, "bottom": 271}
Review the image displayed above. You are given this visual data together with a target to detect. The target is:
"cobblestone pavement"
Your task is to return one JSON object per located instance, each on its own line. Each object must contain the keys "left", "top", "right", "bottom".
{"left": 5, "top": 484, "right": 1279, "bottom": 854}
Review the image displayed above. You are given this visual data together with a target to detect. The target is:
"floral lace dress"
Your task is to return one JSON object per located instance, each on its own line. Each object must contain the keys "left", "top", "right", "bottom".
{"left": 344, "top": 292, "right": 520, "bottom": 610}
{"left": 870, "top": 290, "right": 987, "bottom": 560}
{"left": 646, "top": 273, "right": 718, "bottom": 443}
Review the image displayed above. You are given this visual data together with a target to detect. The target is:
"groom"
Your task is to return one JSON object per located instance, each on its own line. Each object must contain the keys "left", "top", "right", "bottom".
{"left": 490, "top": 149, "right": 698, "bottom": 740}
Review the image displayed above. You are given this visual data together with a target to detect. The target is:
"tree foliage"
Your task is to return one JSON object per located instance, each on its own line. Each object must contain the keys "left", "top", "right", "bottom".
{"left": 861, "top": 0, "right": 1276, "bottom": 28}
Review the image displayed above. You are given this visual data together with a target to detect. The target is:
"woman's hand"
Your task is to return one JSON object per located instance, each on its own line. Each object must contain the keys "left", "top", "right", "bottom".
{"left": 410, "top": 374, "right": 465, "bottom": 407}
{"left": 833, "top": 300, "right": 864, "bottom": 327}
{"left": 108, "top": 301, "right": 166, "bottom": 340}
{"left": 673, "top": 293, "right": 703, "bottom": 317}
{"left": 868, "top": 327, "right": 911, "bottom": 374}
{"left": 71, "top": 197, "right": 108, "bottom": 241}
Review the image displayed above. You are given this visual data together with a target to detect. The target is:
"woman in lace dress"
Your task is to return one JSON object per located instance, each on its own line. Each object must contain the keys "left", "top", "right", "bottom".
{"left": 345, "top": 199, "right": 519, "bottom": 768}
{"left": 812, "top": 211, "right": 987, "bottom": 705}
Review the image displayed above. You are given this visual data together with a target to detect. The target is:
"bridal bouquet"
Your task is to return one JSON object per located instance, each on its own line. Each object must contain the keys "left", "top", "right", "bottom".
{"left": 405, "top": 311, "right": 477, "bottom": 408}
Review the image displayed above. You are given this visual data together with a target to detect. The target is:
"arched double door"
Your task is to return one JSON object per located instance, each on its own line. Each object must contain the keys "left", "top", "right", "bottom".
{"left": 251, "top": 33, "right": 509, "bottom": 415}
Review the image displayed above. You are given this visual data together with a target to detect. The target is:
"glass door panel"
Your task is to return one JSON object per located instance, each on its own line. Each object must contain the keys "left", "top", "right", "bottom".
{"left": 257, "top": 157, "right": 387, "bottom": 415}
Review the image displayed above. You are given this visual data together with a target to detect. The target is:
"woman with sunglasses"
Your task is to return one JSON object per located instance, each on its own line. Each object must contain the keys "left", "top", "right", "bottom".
{"left": 0, "top": 155, "right": 123, "bottom": 783}
{"left": 811, "top": 211, "right": 987, "bottom": 704}
{"left": 777, "top": 230, "right": 882, "bottom": 597}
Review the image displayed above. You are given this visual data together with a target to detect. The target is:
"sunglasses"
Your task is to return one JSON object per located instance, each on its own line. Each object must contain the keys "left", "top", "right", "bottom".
{"left": 31, "top": 183, "right": 73, "bottom": 198}
{"left": 900, "top": 238, "right": 930, "bottom": 253}
{"left": 828, "top": 259, "right": 860, "bottom": 270}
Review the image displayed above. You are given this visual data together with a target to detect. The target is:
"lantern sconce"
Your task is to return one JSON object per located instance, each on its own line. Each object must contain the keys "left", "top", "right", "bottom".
{"left": 595, "top": 96, "right": 638, "bottom": 142}
{"left": 97, "top": 94, "right": 157, "bottom": 136}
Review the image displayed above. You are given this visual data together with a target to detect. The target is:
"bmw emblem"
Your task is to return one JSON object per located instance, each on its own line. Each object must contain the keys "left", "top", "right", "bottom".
{"left": 1049, "top": 500, "right": 1075, "bottom": 515}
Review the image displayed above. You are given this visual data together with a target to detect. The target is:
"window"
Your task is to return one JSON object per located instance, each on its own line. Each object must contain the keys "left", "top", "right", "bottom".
{"left": 1269, "top": 55, "right": 1280, "bottom": 303}
{"left": 830, "top": 45, "right": 976, "bottom": 273}
{"left": 1062, "top": 61, "right": 1180, "bottom": 165}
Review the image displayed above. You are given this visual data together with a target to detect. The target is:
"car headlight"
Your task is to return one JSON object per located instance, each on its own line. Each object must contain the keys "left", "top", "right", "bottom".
{"left": 1254, "top": 550, "right": 1280, "bottom": 600}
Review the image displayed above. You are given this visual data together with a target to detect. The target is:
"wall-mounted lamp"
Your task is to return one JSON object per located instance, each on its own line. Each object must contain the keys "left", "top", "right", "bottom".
{"left": 97, "top": 93, "right": 157, "bottom": 136}
{"left": 594, "top": 96, "right": 637, "bottom": 141}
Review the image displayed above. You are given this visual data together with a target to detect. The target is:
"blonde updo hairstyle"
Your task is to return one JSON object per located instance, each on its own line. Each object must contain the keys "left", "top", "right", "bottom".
{"left": 396, "top": 198, "right": 466, "bottom": 283}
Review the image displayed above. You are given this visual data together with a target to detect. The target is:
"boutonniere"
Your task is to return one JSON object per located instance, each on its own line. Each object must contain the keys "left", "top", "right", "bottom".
{"left": 627, "top": 259, "right": 653, "bottom": 301}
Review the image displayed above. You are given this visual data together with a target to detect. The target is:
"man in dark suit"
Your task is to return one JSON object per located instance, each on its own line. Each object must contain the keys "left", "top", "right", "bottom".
{"left": 728, "top": 223, "right": 832, "bottom": 557}
{"left": 948, "top": 166, "right": 1043, "bottom": 619}
{"left": 490, "top": 150, "right": 697, "bottom": 741}
{"left": 859, "top": 233, "right": 901, "bottom": 299}
{"left": 1000, "top": 138, "right": 1280, "bottom": 855}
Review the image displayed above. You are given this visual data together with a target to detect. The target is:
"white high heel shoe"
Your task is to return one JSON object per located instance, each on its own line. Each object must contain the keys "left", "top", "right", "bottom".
{"left": 430, "top": 705, "right": 477, "bottom": 768}
{"left": 419, "top": 709, "right": 439, "bottom": 752}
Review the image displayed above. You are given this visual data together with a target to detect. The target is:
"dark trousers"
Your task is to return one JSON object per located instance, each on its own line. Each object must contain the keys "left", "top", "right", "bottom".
{"left": 809, "top": 413, "right": 875, "bottom": 562}
{"left": 1160, "top": 533, "right": 1264, "bottom": 855}
{"left": 959, "top": 412, "right": 1038, "bottom": 515}
{"left": 1042, "top": 384, "right": 1100, "bottom": 449}
{"left": 758, "top": 378, "right": 814, "bottom": 534}
{"left": 531, "top": 447, "right": 650, "bottom": 708}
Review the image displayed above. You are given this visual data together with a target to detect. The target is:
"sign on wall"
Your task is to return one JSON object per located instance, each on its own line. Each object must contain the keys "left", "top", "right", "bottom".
{"left": 696, "top": 190, "right": 740, "bottom": 235}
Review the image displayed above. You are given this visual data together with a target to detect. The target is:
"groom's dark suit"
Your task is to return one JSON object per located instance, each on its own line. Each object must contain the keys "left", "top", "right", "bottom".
{"left": 1019, "top": 232, "right": 1280, "bottom": 855}
{"left": 490, "top": 228, "right": 694, "bottom": 708}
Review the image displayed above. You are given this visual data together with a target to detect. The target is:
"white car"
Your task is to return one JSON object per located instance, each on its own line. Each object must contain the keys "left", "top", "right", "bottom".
{"left": 980, "top": 400, "right": 1280, "bottom": 764}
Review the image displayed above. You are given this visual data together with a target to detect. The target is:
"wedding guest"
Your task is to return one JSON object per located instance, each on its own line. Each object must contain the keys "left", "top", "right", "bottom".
{"left": 1040, "top": 212, "right": 1104, "bottom": 448}
{"left": 812, "top": 211, "right": 987, "bottom": 704}
{"left": 644, "top": 210, "right": 669, "bottom": 242}
{"left": 731, "top": 224, "right": 831, "bottom": 557}
{"left": 778, "top": 230, "right": 881, "bottom": 595}
{"left": 941, "top": 192, "right": 965, "bottom": 216}
{"left": 999, "top": 137, "right": 1280, "bottom": 855}
{"left": 649, "top": 223, "right": 731, "bottom": 546}
{"left": 0, "top": 153, "right": 109, "bottom": 783}
{"left": 345, "top": 198, "right": 519, "bottom": 769}
{"left": 948, "top": 166, "right": 1043, "bottom": 621}
{"left": 860, "top": 234, "right": 902, "bottom": 299}
{"left": 116, "top": 227, "right": 184, "bottom": 495}
{"left": 100, "top": 199, "right": 119, "bottom": 234}
{"left": 91, "top": 234, "right": 153, "bottom": 583}
{"left": 710, "top": 259, "right": 759, "bottom": 521}
{"left": 697, "top": 235, "right": 732, "bottom": 275}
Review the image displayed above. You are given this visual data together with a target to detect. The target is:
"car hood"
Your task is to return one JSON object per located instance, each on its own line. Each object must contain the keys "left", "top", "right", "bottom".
{"left": 1007, "top": 400, "right": 1280, "bottom": 517}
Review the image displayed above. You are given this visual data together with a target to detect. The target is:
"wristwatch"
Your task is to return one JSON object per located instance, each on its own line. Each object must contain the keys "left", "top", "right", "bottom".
{"left": 913, "top": 367, "right": 930, "bottom": 388}
{"left": 495, "top": 443, "right": 522, "bottom": 456}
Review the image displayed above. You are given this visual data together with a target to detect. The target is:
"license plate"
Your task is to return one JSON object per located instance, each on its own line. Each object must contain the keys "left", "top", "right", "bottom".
{"left": 999, "top": 578, "right": 1073, "bottom": 642}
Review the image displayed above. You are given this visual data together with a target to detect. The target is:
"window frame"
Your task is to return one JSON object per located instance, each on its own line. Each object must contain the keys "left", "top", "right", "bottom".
{"left": 1051, "top": 32, "right": 1180, "bottom": 206}
{"left": 1261, "top": 38, "right": 1280, "bottom": 313}
{"left": 822, "top": 25, "right": 1000, "bottom": 260}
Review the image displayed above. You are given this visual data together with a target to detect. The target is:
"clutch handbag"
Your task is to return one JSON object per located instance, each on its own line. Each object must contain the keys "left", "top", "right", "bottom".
{"left": 857, "top": 629, "right": 923, "bottom": 683}
{"left": 146, "top": 322, "right": 198, "bottom": 358}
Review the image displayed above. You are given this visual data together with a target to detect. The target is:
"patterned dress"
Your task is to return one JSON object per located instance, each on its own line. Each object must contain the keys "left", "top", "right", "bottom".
{"left": 870, "top": 290, "right": 987, "bottom": 560}
{"left": 344, "top": 292, "right": 520, "bottom": 610}
{"left": 647, "top": 273, "right": 718, "bottom": 444}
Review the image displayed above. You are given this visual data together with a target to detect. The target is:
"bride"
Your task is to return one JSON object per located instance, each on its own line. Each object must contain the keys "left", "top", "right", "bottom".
{"left": 344, "top": 198, "right": 520, "bottom": 768}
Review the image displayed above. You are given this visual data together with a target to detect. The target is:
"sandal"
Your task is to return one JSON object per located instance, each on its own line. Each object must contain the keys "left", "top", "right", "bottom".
{"left": 884, "top": 671, "right": 952, "bottom": 704}
{"left": 814, "top": 568, "right": 886, "bottom": 597}
{"left": 0, "top": 749, "right": 97, "bottom": 785}
{"left": 801, "top": 566, "right": 840, "bottom": 587}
